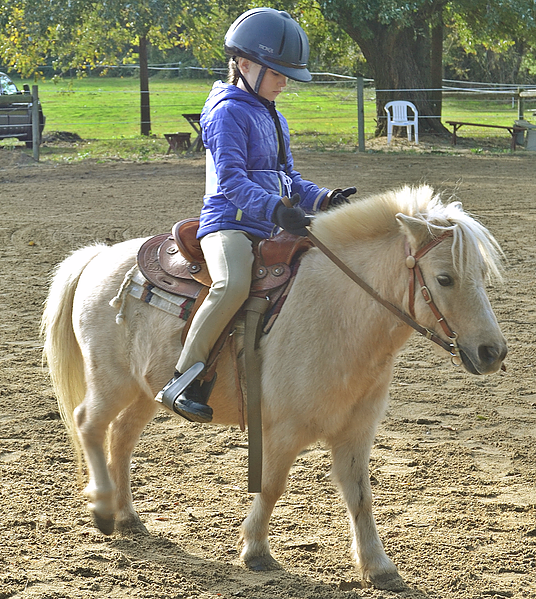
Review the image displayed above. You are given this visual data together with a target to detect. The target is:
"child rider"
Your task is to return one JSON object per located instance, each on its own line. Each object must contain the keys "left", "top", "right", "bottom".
{"left": 155, "top": 7, "right": 356, "bottom": 422}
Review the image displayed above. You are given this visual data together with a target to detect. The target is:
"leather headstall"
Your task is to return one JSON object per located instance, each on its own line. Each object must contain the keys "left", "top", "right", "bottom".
{"left": 305, "top": 228, "right": 460, "bottom": 362}
{"left": 404, "top": 230, "right": 462, "bottom": 366}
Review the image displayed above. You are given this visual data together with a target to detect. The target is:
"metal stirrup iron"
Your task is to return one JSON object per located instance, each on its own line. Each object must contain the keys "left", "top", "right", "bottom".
{"left": 155, "top": 362, "right": 205, "bottom": 412}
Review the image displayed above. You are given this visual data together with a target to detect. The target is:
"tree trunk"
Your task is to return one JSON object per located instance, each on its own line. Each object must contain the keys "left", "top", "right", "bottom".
{"left": 335, "top": 9, "right": 449, "bottom": 137}
{"left": 139, "top": 36, "right": 151, "bottom": 136}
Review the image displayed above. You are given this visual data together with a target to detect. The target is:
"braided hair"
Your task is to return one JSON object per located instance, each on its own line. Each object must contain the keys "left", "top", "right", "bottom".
{"left": 227, "top": 57, "right": 240, "bottom": 86}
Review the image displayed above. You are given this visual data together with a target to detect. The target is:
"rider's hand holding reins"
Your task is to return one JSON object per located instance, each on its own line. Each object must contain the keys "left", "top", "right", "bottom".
{"left": 272, "top": 193, "right": 311, "bottom": 236}
{"left": 327, "top": 187, "right": 357, "bottom": 207}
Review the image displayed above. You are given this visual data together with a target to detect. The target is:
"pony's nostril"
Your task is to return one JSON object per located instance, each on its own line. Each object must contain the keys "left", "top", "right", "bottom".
{"left": 478, "top": 344, "right": 502, "bottom": 365}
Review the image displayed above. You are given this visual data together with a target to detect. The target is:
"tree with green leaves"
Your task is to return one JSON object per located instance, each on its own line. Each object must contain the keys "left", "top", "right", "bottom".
{"left": 443, "top": 1, "right": 536, "bottom": 84}
{"left": 315, "top": 0, "right": 448, "bottom": 134}
{"left": 3, "top": 0, "right": 536, "bottom": 138}
{"left": 317, "top": 0, "right": 536, "bottom": 135}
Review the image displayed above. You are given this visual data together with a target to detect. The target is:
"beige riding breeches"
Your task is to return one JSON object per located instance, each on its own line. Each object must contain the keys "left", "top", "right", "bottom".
{"left": 176, "top": 229, "right": 255, "bottom": 374}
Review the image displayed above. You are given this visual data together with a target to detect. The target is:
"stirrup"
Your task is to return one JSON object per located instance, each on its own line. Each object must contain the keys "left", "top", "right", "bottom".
{"left": 155, "top": 362, "right": 205, "bottom": 412}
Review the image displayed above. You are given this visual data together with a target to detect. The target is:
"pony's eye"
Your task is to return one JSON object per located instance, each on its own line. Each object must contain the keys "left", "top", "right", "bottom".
{"left": 437, "top": 274, "right": 453, "bottom": 287}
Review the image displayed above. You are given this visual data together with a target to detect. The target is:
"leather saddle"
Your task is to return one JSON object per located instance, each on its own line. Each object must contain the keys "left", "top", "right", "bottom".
{"left": 137, "top": 218, "right": 313, "bottom": 301}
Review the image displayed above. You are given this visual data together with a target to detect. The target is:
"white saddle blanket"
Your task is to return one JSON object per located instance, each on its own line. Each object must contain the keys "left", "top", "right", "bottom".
{"left": 128, "top": 270, "right": 194, "bottom": 320}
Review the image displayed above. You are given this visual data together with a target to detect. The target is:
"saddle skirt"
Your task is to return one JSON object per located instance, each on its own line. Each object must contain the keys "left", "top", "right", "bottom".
{"left": 137, "top": 218, "right": 313, "bottom": 301}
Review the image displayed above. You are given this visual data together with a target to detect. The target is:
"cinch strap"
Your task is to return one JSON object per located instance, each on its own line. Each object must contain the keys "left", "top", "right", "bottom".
{"left": 243, "top": 296, "right": 270, "bottom": 493}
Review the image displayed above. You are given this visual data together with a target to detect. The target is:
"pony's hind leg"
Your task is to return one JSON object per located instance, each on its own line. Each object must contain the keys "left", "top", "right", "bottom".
{"left": 330, "top": 424, "right": 404, "bottom": 591}
{"left": 74, "top": 397, "right": 118, "bottom": 535}
{"left": 74, "top": 377, "right": 139, "bottom": 535}
{"left": 107, "top": 389, "right": 158, "bottom": 535}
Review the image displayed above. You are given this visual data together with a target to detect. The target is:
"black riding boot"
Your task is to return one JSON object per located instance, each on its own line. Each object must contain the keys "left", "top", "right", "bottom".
{"left": 157, "top": 371, "right": 213, "bottom": 423}
{"left": 173, "top": 376, "right": 213, "bottom": 423}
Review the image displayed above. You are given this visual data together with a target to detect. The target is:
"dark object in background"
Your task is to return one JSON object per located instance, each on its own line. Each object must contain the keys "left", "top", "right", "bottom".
{"left": 0, "top": 72, "right": 46, "bottom": 148}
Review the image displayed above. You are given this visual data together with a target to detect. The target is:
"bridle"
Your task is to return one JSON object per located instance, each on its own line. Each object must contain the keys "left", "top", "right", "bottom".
{"left": 305, "top": 228, "right": 463, "bottom": 366}
{"left": 404, "top": 230, "right": 462, "bottom": 366}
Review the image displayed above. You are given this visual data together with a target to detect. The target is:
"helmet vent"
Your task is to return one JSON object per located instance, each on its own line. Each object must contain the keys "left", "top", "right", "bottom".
{"left": 278, "top": 27, "right": 286, "bottom": 56}
{"left": 297, "top": 31, "right": 303, "bottom": 61}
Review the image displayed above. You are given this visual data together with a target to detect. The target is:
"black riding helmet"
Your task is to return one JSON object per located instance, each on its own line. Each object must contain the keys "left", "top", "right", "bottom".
{"left": 224, "top": 8, "right": 312, "bottom": 83}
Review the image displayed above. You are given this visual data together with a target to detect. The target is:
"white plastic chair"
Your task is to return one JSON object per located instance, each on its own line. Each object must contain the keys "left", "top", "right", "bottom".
{"left": 384, "top": 101, "right": 419, "bottom": 144}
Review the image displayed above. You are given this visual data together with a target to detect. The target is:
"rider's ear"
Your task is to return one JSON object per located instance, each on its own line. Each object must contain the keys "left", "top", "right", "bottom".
{"left": 238, "top": 57, "right": 251, "bottom": 73}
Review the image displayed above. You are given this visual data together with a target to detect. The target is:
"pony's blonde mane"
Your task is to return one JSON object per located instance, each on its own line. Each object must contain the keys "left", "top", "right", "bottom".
{"left": 312, "top": 184, "right": 503, "bottom": 282}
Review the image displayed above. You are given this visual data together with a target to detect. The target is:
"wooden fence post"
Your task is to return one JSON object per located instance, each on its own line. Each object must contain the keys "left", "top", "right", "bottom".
{"left": 517, "top": 88, "right": 524, "bottom": 121}
{"left": 31, "top": 85, "right": 40, "bottom": 162}
{"left": 357, "top": 76, "right": 365, "bottom": 152}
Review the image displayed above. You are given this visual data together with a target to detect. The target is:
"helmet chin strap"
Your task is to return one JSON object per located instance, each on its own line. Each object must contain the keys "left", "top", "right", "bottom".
{"left": 254, "top": 66, "right": 267, "bottom": 93}
{"left": 236, "top": 63, "right": 266, "bottom": 96}
{"left": 236, "top": 62, "right": 288, "bottom": 171}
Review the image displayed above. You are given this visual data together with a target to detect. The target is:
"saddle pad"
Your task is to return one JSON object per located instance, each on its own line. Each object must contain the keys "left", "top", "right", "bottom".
{"left": 129, "top": 271, "right": 195, "bottom": 321}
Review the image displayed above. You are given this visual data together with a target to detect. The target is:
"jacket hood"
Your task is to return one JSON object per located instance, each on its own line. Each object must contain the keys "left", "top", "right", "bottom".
{"left": 201, "top": 81, "right": 264, "bottom": 124}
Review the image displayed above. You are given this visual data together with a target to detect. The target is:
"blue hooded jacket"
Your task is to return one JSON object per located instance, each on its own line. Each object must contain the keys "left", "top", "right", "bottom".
{"left": 197, "top": 81, "right": 329, "bottom": 239}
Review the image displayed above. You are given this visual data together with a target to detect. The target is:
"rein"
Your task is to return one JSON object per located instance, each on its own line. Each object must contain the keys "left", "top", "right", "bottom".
{"left": 305, "top": 228, "right": 463, "bottom": 366}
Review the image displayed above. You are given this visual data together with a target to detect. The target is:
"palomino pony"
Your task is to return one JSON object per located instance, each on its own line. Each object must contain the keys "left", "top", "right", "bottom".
{"left": 41, "top": 185, "right": 506, "bottom": 589}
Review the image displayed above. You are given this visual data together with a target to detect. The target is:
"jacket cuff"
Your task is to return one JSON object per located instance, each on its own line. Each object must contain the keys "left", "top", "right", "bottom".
{"left": 266, "top": 196, "right": 283, "bottom": 224}
{"left": 319, "top": 188, "right": 342, "bottom": 211}
{"left": 313, "top": 188, "right": 332, "bottom": 212}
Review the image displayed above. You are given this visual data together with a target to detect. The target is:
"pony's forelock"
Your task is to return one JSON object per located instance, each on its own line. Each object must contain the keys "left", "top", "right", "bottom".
{"left": 449, "top": 206, "right": 504, "bottom": 283}
{"left": 313, "top": 184, "right": 503, "bottom": 283}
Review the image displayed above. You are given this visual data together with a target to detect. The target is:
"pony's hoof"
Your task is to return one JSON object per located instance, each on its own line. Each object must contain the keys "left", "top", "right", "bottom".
{"left": 93, "top": 512, "right": 115, "bottom": 536}
{"left": 116, "top": 517, "right": 150, "bottom": 536}
{"left": 367, "top": 572, "right": 407, "bottom": 591}
{"left": 245, "top": 554, "right": 282, "bottom": 571}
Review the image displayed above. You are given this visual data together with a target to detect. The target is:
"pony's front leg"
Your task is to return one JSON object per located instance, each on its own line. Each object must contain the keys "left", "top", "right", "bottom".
{"left": 240, "top": 425, "right": 304, "bottom": 571}
{"left": 330, "top": 430, "right": 404, "bottom": 591}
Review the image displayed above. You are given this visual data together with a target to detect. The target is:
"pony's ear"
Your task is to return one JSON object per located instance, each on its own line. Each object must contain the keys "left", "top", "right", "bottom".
{"left": 396, "top": 213, "right": 455, "bottom": 250}
{"left": 395, "top": 213, "right": 430, "bottom": 248}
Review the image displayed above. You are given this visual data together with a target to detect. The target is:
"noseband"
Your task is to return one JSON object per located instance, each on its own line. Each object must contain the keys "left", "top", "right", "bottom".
{"left": 405, "top": 231, "right": 462, "bottom": 366}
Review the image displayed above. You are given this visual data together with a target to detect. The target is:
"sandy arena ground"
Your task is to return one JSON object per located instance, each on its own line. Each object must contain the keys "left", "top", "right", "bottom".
{"left": 0, "top": 144, "right": 535, "bottom": 599}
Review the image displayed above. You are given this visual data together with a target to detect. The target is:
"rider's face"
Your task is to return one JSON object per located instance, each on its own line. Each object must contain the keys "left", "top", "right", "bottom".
{"left": 238, "top": 59, "right": 288, "bottom": 102}
{"left": 258, "top": 67, "right": 288, "bottom": 102}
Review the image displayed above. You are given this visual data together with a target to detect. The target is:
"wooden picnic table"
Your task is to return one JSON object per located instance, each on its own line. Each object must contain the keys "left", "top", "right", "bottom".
{"left": 446, "top": 121, "right": 525, "bottom": 150}
{"left": 163, "top": 132, "right": 191, "bottom": 154}
{"left": 182, "top": 113, "right": 204, "bottom": 152}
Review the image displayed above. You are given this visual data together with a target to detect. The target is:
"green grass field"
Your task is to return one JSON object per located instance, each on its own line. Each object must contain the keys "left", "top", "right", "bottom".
{"left": 5, "top": 74, "right": 531, "bottom": 161}
{"left": 13, "top": 75, "right": 373, "bottom": 140}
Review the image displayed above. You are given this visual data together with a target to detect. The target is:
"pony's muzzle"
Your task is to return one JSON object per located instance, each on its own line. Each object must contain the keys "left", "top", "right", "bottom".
{"left": 460, "top": 341, "right": 508, "bottom": 375}
{"left": 478, "top": 342, "right": 508, "bottom": 372}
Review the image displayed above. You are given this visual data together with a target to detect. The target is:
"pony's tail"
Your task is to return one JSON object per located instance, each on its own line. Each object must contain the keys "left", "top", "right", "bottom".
{"left": 41, "top": 244, "right": 106, "bottom": 468}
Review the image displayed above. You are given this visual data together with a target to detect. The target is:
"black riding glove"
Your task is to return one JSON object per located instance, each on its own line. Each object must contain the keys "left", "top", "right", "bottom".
{"left": 328, "top": 186, "right": 357, "bottom": 207}
{"left": 271, "top": 194, "right": 311, "bottom": 237}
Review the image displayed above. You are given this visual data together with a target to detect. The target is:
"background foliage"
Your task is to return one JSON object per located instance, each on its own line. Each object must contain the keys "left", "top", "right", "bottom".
{"left": 2, "top": 0, "right": 536, "bottom": 143}
{"left": 2, "top": 0, "right": 536, "bottom": 84}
